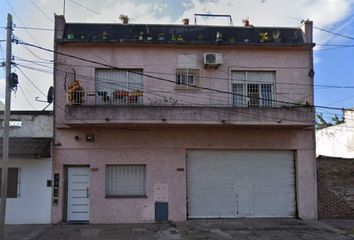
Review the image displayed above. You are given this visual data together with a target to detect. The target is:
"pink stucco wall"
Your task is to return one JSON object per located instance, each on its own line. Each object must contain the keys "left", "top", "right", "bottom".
{"left": 52, "top": 127, "right": 316, "bottom": 223}
{"left": 54, "top": 45, "right": 313, "bottom": 124}
{"left": 53, "top": 38, "right": 316, "bottom": 222}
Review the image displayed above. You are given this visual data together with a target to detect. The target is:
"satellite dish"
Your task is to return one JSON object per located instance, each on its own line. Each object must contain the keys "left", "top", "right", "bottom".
{"left": 47, "top": 86, "right": 54, "bottom": 103}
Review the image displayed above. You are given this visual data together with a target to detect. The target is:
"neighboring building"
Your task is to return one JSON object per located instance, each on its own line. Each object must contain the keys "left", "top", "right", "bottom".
{"left": 317, "top": 155, "right": 354, "bottom": 219}
{"left": 53, "top": 15, "right": 317, "bottom": 223}
{"left": 316, "top": 109, "right": 354, "bottom": 158}
{"left": 0, "top": 111, "right": 53, "bottom": 224}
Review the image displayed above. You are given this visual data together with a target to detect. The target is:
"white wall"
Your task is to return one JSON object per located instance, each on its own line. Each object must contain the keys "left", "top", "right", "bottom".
{"left": 316, "top": 109, "right": 354, "bottom": 158}
{"left": 0, "top": 158, "right": 52, "bottom": 224}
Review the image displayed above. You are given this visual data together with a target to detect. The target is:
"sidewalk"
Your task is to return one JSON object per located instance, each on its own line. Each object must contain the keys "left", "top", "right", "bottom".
{"left": 3, "top": 219, "right": 354, "bottom": 240}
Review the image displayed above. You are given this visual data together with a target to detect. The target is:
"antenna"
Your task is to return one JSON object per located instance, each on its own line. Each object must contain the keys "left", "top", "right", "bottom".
{"left": 194, "top": 13, "right": 234, "bottom": 26}
{"left": 36, "top": 86, "right": 54, "bottom": 110}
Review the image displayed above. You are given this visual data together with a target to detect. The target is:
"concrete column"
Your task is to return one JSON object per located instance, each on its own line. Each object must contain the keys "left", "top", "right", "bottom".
{"left": 296, "top": 149, "right": 317, "bottom": 220}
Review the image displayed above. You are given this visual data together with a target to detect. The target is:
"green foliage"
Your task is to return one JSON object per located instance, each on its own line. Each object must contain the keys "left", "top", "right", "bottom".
{"left": 316, "top": 113, "right": 344, "bottom": 129}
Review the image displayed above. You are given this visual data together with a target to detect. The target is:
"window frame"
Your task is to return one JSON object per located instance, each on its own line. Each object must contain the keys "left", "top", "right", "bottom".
{"left": 175, "top": 68, "right": 200, "bottom": 91}
{"left": 230, "top": 70, "right": 276, "bottom": 107}
{"left": 105, "top": 164, "right": 147, "bottom": 198}
{"left": 95, "top": 68, "right": 144, "bottom": 104}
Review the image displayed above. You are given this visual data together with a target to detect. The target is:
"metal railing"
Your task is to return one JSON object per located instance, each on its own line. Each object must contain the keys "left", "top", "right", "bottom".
{"left": 66, "top": 90, "right": 312, "bottom": 108}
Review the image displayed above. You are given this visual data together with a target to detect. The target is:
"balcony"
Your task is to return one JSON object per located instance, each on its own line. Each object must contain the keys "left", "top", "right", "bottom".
{"left": 63, "top": 90, "right": 314, "bottom": 127}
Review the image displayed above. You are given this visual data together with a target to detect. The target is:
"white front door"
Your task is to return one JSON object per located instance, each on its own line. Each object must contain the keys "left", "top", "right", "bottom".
{"left": 68, "top": 167, "right": 90, "bottom": 222}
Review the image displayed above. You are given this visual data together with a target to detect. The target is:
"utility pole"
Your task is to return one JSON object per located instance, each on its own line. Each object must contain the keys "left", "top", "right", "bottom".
{"left": 0, "top": 13, "right": 12, "bottom": 240}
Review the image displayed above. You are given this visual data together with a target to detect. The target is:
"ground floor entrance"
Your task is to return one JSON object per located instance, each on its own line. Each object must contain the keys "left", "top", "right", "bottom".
{"left": 67, "top": 167, "right": 90, "bottom": 222}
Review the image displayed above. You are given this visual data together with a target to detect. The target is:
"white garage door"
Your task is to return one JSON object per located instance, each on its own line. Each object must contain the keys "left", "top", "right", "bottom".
{"left": 187, "top": 150, "right": 296, "bottom": 218}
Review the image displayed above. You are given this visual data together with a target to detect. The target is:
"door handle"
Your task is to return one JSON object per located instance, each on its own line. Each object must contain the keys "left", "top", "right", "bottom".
{"left": 86, "top": 187, "right": 90, "bottom": 198}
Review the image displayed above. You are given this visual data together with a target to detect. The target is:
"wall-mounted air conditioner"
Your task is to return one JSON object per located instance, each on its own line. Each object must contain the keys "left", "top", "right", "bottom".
{"left": 203, "top": 53, "right": 223, "bottom": 69}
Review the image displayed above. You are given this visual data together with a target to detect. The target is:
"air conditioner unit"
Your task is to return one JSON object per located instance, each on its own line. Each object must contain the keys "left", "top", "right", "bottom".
{"left": 203, "top": 53, "right": 223, "bottom": 69}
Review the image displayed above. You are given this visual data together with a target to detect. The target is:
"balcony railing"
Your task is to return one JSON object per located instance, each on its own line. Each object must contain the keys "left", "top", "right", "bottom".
{"left": 66, "top": 90, "right": 312, "bottom": 108}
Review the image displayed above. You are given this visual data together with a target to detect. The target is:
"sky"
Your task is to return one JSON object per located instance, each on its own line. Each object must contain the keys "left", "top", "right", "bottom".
{"left": 0, "top": 0, "right": 353, "bottom": 121}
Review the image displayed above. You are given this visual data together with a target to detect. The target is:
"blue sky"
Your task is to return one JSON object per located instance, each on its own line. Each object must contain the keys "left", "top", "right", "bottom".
{"left": 0, "top": 0, "right": 353, "bottom": 120}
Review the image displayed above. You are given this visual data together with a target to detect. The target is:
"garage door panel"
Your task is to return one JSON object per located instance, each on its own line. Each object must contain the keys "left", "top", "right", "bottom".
{"left": 187, "top": 150, "right": 295, "bottom": 218}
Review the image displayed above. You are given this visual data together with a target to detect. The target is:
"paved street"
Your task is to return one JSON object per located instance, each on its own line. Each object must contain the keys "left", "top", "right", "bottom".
{"left": 4, "top": 219, "right": 354, "bottom": 240}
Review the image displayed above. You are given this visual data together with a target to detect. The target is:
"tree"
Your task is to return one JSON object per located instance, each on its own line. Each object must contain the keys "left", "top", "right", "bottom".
{"left": 316, "top": 113, "right": 333, "bottom": 129}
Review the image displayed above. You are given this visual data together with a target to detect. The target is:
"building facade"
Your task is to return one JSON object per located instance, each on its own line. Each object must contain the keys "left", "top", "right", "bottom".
{"left": 0, "top": 111, "right": 52, "bottom": 224}
{"left": 53, "top": 15, "right": 317, "bottom": 223}
{"left": 316, "top": 109, "right": 354, "bottom": 158}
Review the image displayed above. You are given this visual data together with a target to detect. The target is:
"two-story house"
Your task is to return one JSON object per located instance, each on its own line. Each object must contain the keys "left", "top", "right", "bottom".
{"left": 52, "top": 15, "right": 317, "bottom": 223}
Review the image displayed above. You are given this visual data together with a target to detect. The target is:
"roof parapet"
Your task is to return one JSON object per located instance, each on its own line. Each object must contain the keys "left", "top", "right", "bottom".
{"left": 55, "top": 14, "right": 66, "bottom": 40}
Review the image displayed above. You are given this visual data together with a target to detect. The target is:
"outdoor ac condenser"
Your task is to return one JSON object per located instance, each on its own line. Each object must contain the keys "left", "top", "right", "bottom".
{"left": 203, "top": 53, "right": 223, "bottom": 69}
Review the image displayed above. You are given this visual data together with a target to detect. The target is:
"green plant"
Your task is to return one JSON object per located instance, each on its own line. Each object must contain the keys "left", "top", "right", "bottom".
{"left": 102, "top": 31, "right": 108, "bottom": 40}
{"left": 259, "top": 32, "right": 270, "bottom": 42}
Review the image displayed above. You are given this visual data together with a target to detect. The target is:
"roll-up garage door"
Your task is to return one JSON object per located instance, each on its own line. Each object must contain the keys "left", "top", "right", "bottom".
{"left": 187, "top": 150, "right": 296, "bottom": 218}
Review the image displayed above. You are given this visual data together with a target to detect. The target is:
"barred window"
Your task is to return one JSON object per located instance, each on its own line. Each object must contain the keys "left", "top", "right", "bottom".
{"left": 176, "top": 69, "right": 199, "bottom": 88}
{"left": 231, "top": 71, "right": 275, "bottom": 107}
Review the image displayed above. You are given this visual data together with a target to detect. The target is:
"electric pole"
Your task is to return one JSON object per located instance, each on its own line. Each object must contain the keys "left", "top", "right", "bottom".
{"left": 0, "top": 13, "right": 13, "bottom": 240}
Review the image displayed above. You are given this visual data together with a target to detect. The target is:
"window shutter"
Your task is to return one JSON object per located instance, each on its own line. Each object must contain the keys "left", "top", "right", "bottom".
{"left": 106, "top": 165, "right": 146, "bottom": 196}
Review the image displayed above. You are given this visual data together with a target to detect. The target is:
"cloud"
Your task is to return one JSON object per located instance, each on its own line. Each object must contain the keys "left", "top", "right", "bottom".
{"left": 5, "top": 0, "right": 354, "bottom": 109}
{"left": 88, "top": 1, "right": 173, "bottom": 24}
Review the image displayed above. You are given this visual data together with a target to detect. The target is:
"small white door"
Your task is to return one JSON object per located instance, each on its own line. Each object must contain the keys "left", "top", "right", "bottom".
{"left": 68, "top": 167, "right": 90, "bottom": 222}
{"left": 235, "top": 185, "right": 253, "bottom": 217}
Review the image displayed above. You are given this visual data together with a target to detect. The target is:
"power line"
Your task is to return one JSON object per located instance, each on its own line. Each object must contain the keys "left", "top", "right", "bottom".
{"left": 5, "top": 0, "right": 52, "bottom": 59}
{"left": 18, "top": 84, "right": 36, "bottom": 110}
{"left": 14, "top": 39, "right": 354, "bottom": 112}
{"left": 29, "top": 0, "right": 54, "bottom": 23}
{"left": 13, "top": 26, "right": 54, "bottom": 31}
{"left": 68, "top": 0, "right": 100, "bottom": 15}
{"left": 13, "top": 55, "right": 354, "bottom": 90}
{"left": 314, "top": 26, "right": 354, "bottom": 41}
{"left": 16, "top": 66, "right": 47, "bottom": 96}
{"left": 17, "top": 64, "right": 319, "bottom": 125}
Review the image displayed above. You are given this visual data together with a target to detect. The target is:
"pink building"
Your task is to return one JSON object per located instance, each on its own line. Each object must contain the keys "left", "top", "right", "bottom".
{"left": 52, "top": 15, "right": 317, "bottom": 223}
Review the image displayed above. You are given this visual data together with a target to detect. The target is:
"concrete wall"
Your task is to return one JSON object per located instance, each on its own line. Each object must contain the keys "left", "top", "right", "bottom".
{"left": 52, "top": 127, "right": 317, "bottom": 223}
{"left": 316, "top": 109, "right": 354, "bottom": 158}
{"left": 0, "top": 113, "right": 53, "bottom": 138}
{"left": 317, "top": 156, "right": 354, "bottom": 219}
{"left": 54, "top": 44, "right": 313, "bottom": 125}
{"left": 1, "top": 159, "right": 52, "bottom": 224}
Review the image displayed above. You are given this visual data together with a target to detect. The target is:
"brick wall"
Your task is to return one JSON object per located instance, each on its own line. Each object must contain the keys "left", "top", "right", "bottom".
{"left": 317, "top": 156, "right": 354, "bottom": 219}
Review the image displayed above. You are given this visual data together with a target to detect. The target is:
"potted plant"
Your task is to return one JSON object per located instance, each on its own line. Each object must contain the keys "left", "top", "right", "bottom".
{"left": 102, "top": 31, "right": 109, "bottom": 40}
{"left": 138, "top": 32, "right": 144, "bottom": 41}
{"left": 272, "top": 30, "right": 281, "bottom": 42}
{"left": 113, "top": 90, "right": 129, "bottom": 100}
{"left": 259, "top": 32, "right": 270, "bottom": 42}
{"left": 129, "top": 90, "right": 143, "bottom": 103}
{"left": 176, "top": 35, "right": 184, "bottom": 41}
{"left": 158, "top": 33, "right": 165, "bottom": 41}
{"left": 67, "top": 33, "right": 75, "bottom": 40}
{"left": 119, "top": 14, "right": 129, "bottom": 24}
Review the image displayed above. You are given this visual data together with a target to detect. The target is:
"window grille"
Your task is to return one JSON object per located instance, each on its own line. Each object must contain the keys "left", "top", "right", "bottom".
{"left": 231, "top": 71, "right": 275, "bottom": 107}
{"left": 176, "top": 69, "right": 199, "bottom": 88}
